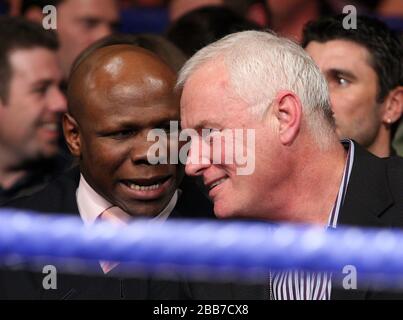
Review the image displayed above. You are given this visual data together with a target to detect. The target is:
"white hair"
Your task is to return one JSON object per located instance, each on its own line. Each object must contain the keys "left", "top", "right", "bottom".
{"left": 177, "top": 30, "right": 335, "bottom": 148}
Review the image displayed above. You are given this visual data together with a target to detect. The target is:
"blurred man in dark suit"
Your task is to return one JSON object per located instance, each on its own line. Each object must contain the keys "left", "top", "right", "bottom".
{"left": 0, "top": 17, "right": 68, "bottom": 205}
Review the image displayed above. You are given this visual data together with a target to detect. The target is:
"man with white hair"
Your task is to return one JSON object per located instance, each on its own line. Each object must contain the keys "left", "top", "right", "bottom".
{"left": 178, "top": 30, "right": 403, "bottom": 299}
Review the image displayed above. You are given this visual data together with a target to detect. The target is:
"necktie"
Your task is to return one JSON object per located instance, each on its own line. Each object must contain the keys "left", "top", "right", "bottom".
{"left": 98, "top": 206, "right": 130, "bottom": 274}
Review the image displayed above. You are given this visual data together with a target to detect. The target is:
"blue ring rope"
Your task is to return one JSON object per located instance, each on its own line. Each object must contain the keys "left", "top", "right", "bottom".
{"left": 0, "top": 209, "right": 403, "bottom": 284}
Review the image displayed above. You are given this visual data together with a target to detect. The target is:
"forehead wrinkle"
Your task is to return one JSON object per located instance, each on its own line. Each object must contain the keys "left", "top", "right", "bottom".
{"left": 108, "top": 75, "right": 168, "bottom": 99}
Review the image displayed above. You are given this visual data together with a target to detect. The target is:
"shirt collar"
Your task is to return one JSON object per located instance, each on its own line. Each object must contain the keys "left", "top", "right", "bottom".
{"left": 76, "top": 174, "right": 178, "bottom": 226}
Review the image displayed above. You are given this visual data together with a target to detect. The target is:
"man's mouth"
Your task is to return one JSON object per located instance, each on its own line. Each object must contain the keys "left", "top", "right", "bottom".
{"left": 40, "top": 122, "right": 59, "bottom": 131}
{"left": 122, "top": 175, "right": 171, "bottom": 188}
{"left": 38, "top": 122, "right": 60, "bottom": 139}
{"left": 120, "top": 175, "right": 174, "bottom": 200}
{"left": 126, "top": 183, "right": 161, "bottom": 191}
{"left": 207, "top": 177, "right": 228, "bottom": 190}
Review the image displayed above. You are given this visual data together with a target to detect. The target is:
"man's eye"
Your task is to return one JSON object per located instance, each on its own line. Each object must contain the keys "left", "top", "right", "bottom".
{"left": 209, "top": 128, "right": 221, "bottom": 135}
{"left": 111, "top": 130, "right": 136, "bottom": 139}
{"left": 81, "top": 19, "right": 99, "bottom": 30}
{"left": 202, "top": 128, "right": 221, "bottom": 142}
{"left": 33, "top": 87, "right": 47, "bottom": 95}
{"left": 161, "top": 125, "right": 173, "bottom": 134}
{"left": 166, "top": 126, "right": 181, "bottom": 135}
{"left": 336, "top": 76, "right": 349, "bottom": 87}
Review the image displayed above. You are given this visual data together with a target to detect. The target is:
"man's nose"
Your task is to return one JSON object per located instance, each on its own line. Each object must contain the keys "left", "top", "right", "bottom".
{"left": 48, "top": 87, "right": 67, "bottom": 113}
{"left": 185, "top": 138, "right": 211, "bottom": 176}
{"left": 130, "top": 132, "right": 167, "bottom": 165}
{"left": 93, "top": 23, "right": 113, "bottom": 42}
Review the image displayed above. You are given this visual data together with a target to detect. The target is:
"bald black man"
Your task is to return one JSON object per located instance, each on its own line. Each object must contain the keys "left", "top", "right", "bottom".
{"left": 1, "top": 43, "right": 213, "bottom": 299}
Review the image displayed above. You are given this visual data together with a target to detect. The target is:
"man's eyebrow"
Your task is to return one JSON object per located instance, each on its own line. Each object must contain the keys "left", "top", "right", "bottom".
{"left": 76, "top": 16, "right": 100, "bottom": 23}
{"left": 94, "top": 120, "right": 139, "bottom": 136}
{"left": 147, "top": 119, "right": 177, "bottom": 129}
{"left": 102, "top": 116, "right": 178, "bottom": 129}
{"left": 76, "top": 16, "right": 120, "bottom": 26}
{"left": 326, "top": 68, "right": 357, "bottom": 81}
{"left": 31, "top": 79, "right": 53, "bottom": 87}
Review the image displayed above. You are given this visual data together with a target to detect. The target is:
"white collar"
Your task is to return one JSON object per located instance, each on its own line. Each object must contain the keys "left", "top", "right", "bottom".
{"left": 76, "top": 174, "right": 178, "bottom": 226}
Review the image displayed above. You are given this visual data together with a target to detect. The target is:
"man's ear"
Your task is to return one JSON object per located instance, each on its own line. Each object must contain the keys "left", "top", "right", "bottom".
{"left": 381, "top": 86, "right": 403, "bottom": 126}
{"left": 246, "top": 3, "right": 268, "bottom": 27}
{"left": 0, "top": 95, "right": 8, "bottom": 108}
{"left": 63, "top": 113, "right": 81, "bottom": 157}
{"left": 24, "top": 6, "right": 44, "bottom": 24}
{"left": 272, "top": 91, "right": 302, "bottom": 146}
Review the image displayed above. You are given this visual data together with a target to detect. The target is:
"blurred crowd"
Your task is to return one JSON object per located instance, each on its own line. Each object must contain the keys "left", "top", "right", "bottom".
{"left": 2, "top": 1, "right": 403, "bottom": 36}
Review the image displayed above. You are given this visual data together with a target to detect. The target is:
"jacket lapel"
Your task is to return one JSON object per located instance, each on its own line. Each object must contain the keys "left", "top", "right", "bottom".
{"left": 332, "top": 142, "right": 394, "bottom": 300}
{"left": 338, "top": 142, "right": 393, "bottom": 227}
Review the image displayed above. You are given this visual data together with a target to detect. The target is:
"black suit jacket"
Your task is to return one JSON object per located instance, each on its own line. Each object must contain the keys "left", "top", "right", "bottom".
{"left": 331, "top": 142, "right": 403, "bottom": 299}
{"left": 0, "top": 167, "right": 214, "bottom": 299}
{"left": 184, "top": 142, "right": 403, "bottom": 300}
